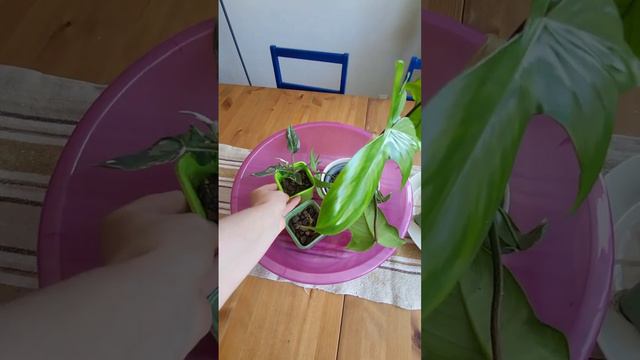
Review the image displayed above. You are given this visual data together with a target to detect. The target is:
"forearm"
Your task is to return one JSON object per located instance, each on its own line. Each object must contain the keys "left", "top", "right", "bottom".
{"left": 0, "top": 247, "right": 212, "bottom": 360}
{"left": 218, "top": 204, "right": 281, "bottom": 306}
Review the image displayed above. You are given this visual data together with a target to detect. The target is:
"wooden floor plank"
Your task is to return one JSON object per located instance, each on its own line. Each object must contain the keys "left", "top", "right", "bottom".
{"left": 219, "top": 85, "right": 369, "bottom": 149}
{"left": 0, "top": 0, "right": 215, "bottom": 84}
{"left": 616, "top": 88, "right": 640, "bottom": 137}
{"left": 0, "top": 284, "right": 33, "bottom": 303}
{"left": 337, "top": 296, "right": 421, "bottom": 360}
{"left": 220, "top": 276, "right": 344, "bottom": 360}
{"left": 365, "top": 99, "right": 415, "bottom": 135}
{"left": 462, "top": 0, "right": 531, "bottom": 38}
{"left": 424, "top": 0, "right": 465, "bottom": 20}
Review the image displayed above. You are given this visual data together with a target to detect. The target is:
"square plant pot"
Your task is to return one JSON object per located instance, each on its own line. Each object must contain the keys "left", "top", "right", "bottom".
{"left": 274, "top": 161, "right": 315, "bottom": 202}
{"left": 176, "top": 153, "right": 217, "bottom": 218}
{"left": 285, "top": 200, "right": 326, "bottom": 249}
{"left": 175, "top": 153, "right": 218, "bottom": 341}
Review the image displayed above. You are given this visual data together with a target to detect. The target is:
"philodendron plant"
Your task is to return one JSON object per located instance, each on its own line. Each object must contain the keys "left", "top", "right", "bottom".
{"left": 423, "top": 0, "right": 640, "bottom": 358}
{"left": 314, "top": 60, "right": 422, "bottom": 251}
{"left": 101, "top": 110, "right": 219, "bottom": 340}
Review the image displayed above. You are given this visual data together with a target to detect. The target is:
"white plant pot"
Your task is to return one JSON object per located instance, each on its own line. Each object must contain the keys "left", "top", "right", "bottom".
{"left": 318, "top": 157, "right": 351, "bottom": 199}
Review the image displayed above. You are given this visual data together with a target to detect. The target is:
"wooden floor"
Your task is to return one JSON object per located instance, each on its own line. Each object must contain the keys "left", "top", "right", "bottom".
{"left": 0, "top": 0, "right": 215, "bottom": 84}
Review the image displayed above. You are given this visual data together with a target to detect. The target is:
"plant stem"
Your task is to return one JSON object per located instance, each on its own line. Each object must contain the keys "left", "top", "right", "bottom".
{"left": 489, "top": 223, "right": 503, "bottom": 360}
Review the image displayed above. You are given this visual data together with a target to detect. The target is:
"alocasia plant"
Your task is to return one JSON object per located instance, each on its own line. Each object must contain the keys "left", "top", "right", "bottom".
{"left": 315, "top": 61, "right": 421, "bottom": 252}
{"left": 422, "top": 0, "right": 640, "bottom": 357}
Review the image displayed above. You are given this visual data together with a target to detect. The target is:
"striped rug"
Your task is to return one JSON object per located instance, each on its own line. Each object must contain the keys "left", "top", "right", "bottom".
{"left": 0, "top": 65, "right": 104, "bottom": 302}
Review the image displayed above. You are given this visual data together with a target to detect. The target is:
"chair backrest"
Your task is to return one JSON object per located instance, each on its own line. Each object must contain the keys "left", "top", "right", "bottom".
{"left": 270, "top": 45, "right": 349, "bottom": 94}
{"left": 406, "top": 56, "right": 422, "bottom": 101}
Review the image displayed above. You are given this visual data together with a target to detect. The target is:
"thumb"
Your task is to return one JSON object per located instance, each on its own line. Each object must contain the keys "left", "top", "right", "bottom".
{"left": 128, "top": 191, "right": 188, "bottom": 214}
{"left": 284, "top": 196, "right": 301, "bottom": 215}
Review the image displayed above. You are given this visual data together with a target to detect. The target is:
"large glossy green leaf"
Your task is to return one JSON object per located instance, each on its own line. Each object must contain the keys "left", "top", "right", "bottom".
{"left": 316, "top": 117, "right": 419, "bottom": 235}
{"left": 422, "top": 0, "right": 640, "bottom": 316}
{"left": 316, "top": 135, "right": 386, "bottom": 234}
{"left": 425, "top": 250, "right": 569, "bottom": 359}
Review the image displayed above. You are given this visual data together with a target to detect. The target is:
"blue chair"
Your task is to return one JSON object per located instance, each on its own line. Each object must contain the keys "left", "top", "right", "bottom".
{"left": 405, "top": 56, "right": 422, "bottom": 101}
{"left": 270, "top": 45, "right": 349, "bottom": 94}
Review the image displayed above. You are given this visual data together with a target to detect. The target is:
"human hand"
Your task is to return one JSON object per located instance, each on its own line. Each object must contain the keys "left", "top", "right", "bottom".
{"left": 101, "top": 191, "right": 217, "bottom": 291}
{"left": 99, "top": 191, "right": 218, "bottom": 353}
{"left": 250, "top": 183, "right": 301, "bottom": 229}
{"left": 218, "top": 184, "right": 299, "bottom": 306}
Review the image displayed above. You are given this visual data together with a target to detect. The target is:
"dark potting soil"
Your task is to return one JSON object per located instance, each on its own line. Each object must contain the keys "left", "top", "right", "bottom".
{"left": 281, "top": 171, "right": 313, "bottom": 196}
{"left": 197, "top": 175, "right": 218, "bottom": 222}
{"left": 289, "top": 205, "right": 321, "bottom": 246}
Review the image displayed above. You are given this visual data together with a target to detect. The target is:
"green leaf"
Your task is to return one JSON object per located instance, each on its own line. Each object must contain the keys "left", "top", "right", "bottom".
{"left": 317, "top": 137, "right": 386, "bottom": 234}
{"left": 620, "top": 0, "right": 640, "bottom": 57}
{"left": 252, "top": 165, "right": 280, "bottom": 177}
{"left": 316, "top": 118, "right": 419, "bottom": 235}
{"left": 386, "top": 60, "right": 408, "bottom": 128}
{"left": 309, "top": 149, "right": 319, "bottom": 173}
{"left": 347, "top": 212, "right": 376, "bottom": 252}
{"left": 406, "top": 79, "right": 422, "bottom": 104}
{"left": 422, "top": 0, "right": 640, "bottom": 316}
{"left": 424, "top": 250, "right": 569, "bottom": 359}
{"left": 388, "top": 117, "right": 421, "bottom": 186}
{"left": 102, "top": 138, "right": 185, "bottom": 170}
{"left": 286, "top": 125, "right": 300, "bottom": 155}
{"left": 373, "top": 204, "right": 405, "bottom": 248}
{"left": 375, "top": 189, "right": 391, "bottom": 203}
{"left": 491, "top": 209, "right": 548, "bottom": 254}
{"left": 192, "top": 151, "right": 217, "bottom": 168}
{"left": 346, "top": 200, "right": 404, "bottom": 251}
{"left": 406, "top": 103, "right": 422, "bottom": 140}
{"left": 315, "top": 179, "right": 333, "bottom": 189}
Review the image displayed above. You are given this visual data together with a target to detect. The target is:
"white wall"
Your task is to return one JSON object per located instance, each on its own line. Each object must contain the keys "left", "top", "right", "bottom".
{"left": 219, "top": 0, "right": 421, "bottom": 98}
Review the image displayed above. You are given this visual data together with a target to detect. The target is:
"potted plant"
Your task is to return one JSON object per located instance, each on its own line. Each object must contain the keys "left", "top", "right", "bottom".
{"left": 253, "top": 126, "right": 326, "bottom": 202}
{"left": 317, "top": 158, "right": 349, "bottom": 198}
{"left": 422, "top": 0, "right": 640, "bottom": 358}
{"left": 101, "top": 110, "right": 219, "bottom": 340}
{"left": 312, "top": 60, "right": 422, "bottom": 253}
{"left": 285, "top": 200, "right": 326, "bottom": 249}
{"left": 251, "top": 62, "right": 421, "bottom": 252}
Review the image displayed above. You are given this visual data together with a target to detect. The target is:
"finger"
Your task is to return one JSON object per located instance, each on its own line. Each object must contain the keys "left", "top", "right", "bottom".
{"left": 255, "top": 183, "right": 278, "bottom": 192}
{"left": 128, "top": 191, "right": 188, "bottom": 214}
{"left": 284, "top": 196, "right": 301, "bottom": 214}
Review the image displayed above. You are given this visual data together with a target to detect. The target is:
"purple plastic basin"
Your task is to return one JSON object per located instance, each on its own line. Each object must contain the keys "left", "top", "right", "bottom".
{"left": 230, "top": 122, "right": 413, "bottom": 285}
{"left": 424, "top": 11, "right": 613, "bottom": 359}
{"left": 38, "top": 20, "right": 217, "bottom": 358}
